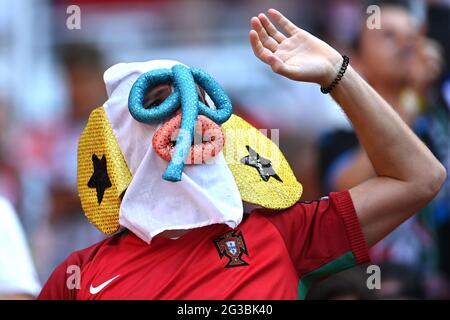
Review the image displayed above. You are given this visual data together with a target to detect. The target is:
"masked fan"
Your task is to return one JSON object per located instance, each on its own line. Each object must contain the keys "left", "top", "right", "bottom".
{"left": 38, "top": 9, "right": 445, "bottom": 300}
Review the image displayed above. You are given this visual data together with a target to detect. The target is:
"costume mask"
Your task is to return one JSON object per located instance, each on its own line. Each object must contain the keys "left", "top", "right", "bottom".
{"left": 77, "top": 60, "right": 302, "bottom": 243}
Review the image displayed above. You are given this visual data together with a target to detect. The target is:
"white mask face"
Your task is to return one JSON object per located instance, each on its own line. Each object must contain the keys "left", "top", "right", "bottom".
{"left": 102, "top": 60, "right": 243, "bottom": 243}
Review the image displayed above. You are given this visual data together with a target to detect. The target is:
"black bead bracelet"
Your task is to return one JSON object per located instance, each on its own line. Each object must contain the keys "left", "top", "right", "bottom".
{"left": 320, "top": 55, "right": 350, "bottom": 94}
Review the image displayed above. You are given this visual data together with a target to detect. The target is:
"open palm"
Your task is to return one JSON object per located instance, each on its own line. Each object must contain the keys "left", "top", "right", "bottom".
{"left": 250, "top": 9, "right": 342, "bottom": 87}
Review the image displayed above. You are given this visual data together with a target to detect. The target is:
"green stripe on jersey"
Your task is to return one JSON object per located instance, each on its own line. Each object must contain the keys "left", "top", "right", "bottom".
{"left": 297, "top": 251, "right": 357, "bottom": 299}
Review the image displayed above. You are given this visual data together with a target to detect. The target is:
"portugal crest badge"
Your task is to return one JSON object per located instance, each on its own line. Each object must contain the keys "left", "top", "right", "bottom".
{"left": 214, "top": 230, "right": 249, "bottom": 268}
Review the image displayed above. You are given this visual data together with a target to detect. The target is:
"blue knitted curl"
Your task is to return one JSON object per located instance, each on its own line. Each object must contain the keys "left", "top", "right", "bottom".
{"left": 128, "top": 64, "right": 232, "bottom": 182}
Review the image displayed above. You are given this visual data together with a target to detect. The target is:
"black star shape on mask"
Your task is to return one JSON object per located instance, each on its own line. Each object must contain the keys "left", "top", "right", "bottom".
{"left": 240, "top": 146, "right": 282, "bottom": 183}
{"left": 88, "top": 154, "right": 112, "bottom": 204}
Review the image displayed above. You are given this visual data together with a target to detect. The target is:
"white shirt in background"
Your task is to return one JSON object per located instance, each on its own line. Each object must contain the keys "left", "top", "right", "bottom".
{"left": 0, "top": 196, "right": 41, "bottom": 297}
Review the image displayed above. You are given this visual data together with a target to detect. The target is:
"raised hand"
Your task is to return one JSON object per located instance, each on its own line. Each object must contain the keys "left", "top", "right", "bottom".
{"left": 249, "top": 8, "right": 343, "bottom": 87}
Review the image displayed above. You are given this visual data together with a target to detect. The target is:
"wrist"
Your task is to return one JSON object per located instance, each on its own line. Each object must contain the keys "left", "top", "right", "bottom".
{"left": 330, "top": 65, "right": 358, "bottom": 100}
{"left": 320, "top": 54, "right": 345, "bottom": 88}
{"left": 320, "top": 55, "right": 350, "bottom": 93}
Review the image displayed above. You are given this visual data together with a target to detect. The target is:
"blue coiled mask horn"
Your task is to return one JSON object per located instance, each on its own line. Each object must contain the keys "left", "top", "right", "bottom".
{"left": 128, "top": 64, "right": 232, "bottom": 182}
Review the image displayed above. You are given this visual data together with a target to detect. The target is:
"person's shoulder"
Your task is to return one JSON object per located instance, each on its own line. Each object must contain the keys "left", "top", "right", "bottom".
{"left": 249, "top": 194, "right": 341, "bottom": 227}
{"left": 251, "top": 197, "right": 329, "bottom": 215}
{"left": 38, "top": 230, "right": 129, "bottom": 299}
{"left": 63, "top": 230, "right": 127, "bottom": 267}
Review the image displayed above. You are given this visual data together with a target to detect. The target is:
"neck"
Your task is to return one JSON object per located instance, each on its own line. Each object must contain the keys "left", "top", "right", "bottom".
{"left": 158, "top": 229, "right": 190, "bottom": 239}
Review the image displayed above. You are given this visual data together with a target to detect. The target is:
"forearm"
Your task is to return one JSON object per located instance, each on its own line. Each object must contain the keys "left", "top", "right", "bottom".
{"left": 330, "top": 65, "right": 444, "bottom": 191}
{"left": 335, "top": 149, "right": 375, "bottom": 191}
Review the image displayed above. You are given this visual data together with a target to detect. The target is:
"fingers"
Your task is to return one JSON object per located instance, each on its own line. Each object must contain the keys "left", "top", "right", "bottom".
{"left": 250, "top": 17, "right": 278, "bottom": 52}
{"left": 250, "top": 9, "right": 298, "bottom": 52}
{"left": 267, "top": 8, "right": 299, "bottom": 36}
{"left": 249, "top": 30, "right": 275, "bottom": 65}
{"left": 249, "top": 9, "right": 301, "bottom": 80}
{"left": 249, "top": 30, "right": 287, "bottom": 74}
{"left": 257, "top": 13, "right": 286, "bottom": 43}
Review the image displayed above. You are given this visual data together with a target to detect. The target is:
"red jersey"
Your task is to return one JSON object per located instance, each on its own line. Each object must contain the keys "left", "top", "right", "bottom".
{"left": 38, "top": 191, "right": 369, "bottom": 300}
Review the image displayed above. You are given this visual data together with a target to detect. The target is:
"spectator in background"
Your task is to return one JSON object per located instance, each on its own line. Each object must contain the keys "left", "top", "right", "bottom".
{"left": 0, "top": 196, "right": 41, "bottom": 299}
{"left": 407, "top": 36, "right": 450, "bottom": 297}
{"left": 318, "top": 2, "right": 449, "bottom": 298}
{"left": 47, "top": 43, "right": 107, "bottom": 226}
{"left": 0, "top": 99, "right": 39, "bottom": 299}
{"left": 0, "top": 99, "right": 20, "bottom": 206}
{"left": 17, "top": 43, "right": 107, "bottom": 281}
{"left": 320, "top": 2, "right": 419, "bottom": 192}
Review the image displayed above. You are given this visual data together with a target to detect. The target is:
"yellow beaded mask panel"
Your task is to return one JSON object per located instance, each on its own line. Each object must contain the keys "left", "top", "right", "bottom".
{"left": 222, "top": 115, "right": 302, "bottom": 210}
{"left": 77, "top": 109, "right": 302, "bottom": 234}
{"left": 77, "top": 107, "right": 132, "bottom": 234}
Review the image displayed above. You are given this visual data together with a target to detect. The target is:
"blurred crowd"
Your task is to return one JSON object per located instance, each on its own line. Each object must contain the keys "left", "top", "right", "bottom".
{"left": 0, "top": 0, "right": 449, "bottom": 299}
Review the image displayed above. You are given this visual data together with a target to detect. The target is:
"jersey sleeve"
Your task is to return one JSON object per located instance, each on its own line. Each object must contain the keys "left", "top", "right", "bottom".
{"left": 262, "top": 191, "right": 370, "bottom": 297}
{"left": 37, "top": 253, "right": 78, "bottom": 300}
{"left": 38, "top": 237, "right": 107, "bottom": 300}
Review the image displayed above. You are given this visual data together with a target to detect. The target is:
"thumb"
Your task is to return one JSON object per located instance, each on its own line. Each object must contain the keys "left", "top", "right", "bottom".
{"left": 267, "top": 54, "right": 286, "bottom": 75}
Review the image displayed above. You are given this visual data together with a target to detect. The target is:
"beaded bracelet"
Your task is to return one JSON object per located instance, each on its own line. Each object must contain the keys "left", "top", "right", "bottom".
{"left": 320, "top": 55, "right": 350, "bottom": 94}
